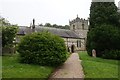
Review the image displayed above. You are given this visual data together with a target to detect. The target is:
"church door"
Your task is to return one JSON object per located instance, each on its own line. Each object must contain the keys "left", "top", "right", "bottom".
{"left": 71, "top": 44, "right": 75, "bottom": 53}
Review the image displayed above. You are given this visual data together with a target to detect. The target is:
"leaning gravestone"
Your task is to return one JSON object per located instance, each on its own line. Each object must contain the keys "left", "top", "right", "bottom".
{"left": 92, "top": 49, "right": 96, "bottom": 58}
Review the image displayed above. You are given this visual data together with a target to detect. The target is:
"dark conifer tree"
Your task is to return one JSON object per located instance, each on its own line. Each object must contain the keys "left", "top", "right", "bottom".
{"left": 89, "top": 2, "right": 120, "bottom": 29}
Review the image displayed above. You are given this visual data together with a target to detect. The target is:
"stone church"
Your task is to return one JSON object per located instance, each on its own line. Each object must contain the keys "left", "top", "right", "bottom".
{"left": 16, "top": 16, "right": 89, "bottom": 52}
{"left": 69, "top": 15, "right": 89, "bottom": 51}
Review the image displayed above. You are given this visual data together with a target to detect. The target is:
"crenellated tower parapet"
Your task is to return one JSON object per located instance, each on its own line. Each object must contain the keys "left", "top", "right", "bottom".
{"left": 69, "top": 15, "right": 89, "bottom": 30}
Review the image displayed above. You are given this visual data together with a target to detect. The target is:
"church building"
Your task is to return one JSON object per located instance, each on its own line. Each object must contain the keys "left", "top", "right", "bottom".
{"left": 69, "top": 15, "right": 89, "bottom": 50}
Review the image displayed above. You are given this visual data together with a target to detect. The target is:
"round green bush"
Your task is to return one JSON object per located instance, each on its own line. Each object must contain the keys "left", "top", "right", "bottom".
{"left": 86, "top": 24, "right": 120, "bottom": 59}
{"left": 17, "top": 32, "right": 67, "bottom": 66}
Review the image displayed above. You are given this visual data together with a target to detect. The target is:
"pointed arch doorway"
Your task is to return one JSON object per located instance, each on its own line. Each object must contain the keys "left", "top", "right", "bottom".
{"left": 71, "top": 44, "right": 75, "bottom": 53}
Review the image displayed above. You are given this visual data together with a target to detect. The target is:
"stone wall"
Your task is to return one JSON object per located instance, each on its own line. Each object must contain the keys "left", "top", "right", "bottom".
{"left": 63, "top": 38, "right": 86, "bottom": 52}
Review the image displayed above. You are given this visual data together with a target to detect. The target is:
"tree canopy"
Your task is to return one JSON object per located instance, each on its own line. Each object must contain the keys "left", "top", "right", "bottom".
{"left": 87, "top": 2, "right": 120, "bottom": 60}
{"left": 0, "top": 17, "right": 18, "bottom": 47}
{"left": 89, "top": 2, "right": 120, "bottom": 29}
{"left": 43, "top": 23, "right": 70, "bottom": 29}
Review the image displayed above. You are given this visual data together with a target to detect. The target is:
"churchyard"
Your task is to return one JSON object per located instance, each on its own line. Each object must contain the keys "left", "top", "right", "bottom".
{"left": 1, "top": 0, "right": 120, "bottom": 79}
{"left": 2, "top": 51, "right": 119, "bottom": 79}
{"left": 2, "top": 53, "right": 54, "bottom": 79}
{"left": 79, "top": 51, "right": 119, "bottom": 79}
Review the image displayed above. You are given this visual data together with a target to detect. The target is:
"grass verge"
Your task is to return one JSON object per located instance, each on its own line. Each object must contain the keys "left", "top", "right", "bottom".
{"left": 2, "top": 53, "right": 54, "bottom": 79}
{"left": 79, "top": 51, "right": 119, "bottom": 79}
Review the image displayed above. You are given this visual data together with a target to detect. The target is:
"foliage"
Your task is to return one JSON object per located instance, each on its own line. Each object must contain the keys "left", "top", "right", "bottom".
{"left": 2, "top": 26, "right": 18, "bottom": 47}
{"left": 44, "top": 23, "right": 70, "bottom": 29}
{"left": 86, "top": 24, "right": 120, "bottom": 59}
{"left": 39, "top": 23, "right": 43, "bottom": 26}
{"left": 44, "top": 23, "right": 52, "bottom": 27}
{"left": 0, "top": 16, "right": 10, "bottom": 26}
{"left": 79, "top": 51, "right": 119, "bottom": 79}
{"left": 102, "top": 50, "right": 120, "bottom": 60}
{"left": 89, "top": 2, "right": 120, "bottom": 29}
{"left": 87, "top": 2, "right": 120, "bottom": 60}
{"left": 2, "top": 53, "right": 54, "bottom": 78}
{"left": 17, "top": 32, "right": 67, "bottom": 66}
{"left": 1, "top": 16, "right": 18, "bottom": 47}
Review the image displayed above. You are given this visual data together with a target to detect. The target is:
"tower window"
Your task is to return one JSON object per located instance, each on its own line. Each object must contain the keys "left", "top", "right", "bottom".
{"left": 82, "top": 23, "right": 84, "bottom": 30}
{"left": 73, "top": 25, "right": 75, "bottom": 30}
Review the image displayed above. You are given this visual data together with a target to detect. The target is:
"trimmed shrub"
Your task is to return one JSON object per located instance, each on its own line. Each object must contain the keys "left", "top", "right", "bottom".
{"left": 17, "top": 32, "right": 67, "bottom": 66}
{"left": 86, "top": 24, "right": 120, "bottom": 59}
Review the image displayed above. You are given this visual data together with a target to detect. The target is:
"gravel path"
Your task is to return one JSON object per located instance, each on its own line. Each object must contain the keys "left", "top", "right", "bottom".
{"left": 49, "top": 53, "right": 84, "bottom": 79}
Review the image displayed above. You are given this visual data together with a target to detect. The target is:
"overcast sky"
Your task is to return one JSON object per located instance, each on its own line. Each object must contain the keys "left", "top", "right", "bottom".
{"left": 0, "top": 0, "right": 120, "bottom": 26}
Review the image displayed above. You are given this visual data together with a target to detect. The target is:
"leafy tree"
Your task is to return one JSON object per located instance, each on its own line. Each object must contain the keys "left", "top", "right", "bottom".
{"left": 2, "top": 26, "right": 18, "bottom": 47}
{"left": 39, "top": 23, "right": 43, "bottom": 26}
{"left": 57, "top": 25, "right": 63, "bottom": 28}
{"left": 0, "top": 17, "right": 18, "bottom": 47}
{"left": 87, "top": 2, "right": 120, "bottom": 60}
{"left": 44, "top": 23, "right": 70, "bottom": 29}
{"left": 44, "top": 23, "right": 52, "bottom": 27}
{"left": 0, "top": 16, "right": 10, "bottom": 26}
{"left": 87, "top": 24, "right": 120, "bottom": 57}
{"left": 89, "top": 2, "right": 120, "bottom": 29}
{"left": 64, "top": 25, "right": 70, "bottom": 29}
{"left": 52, "top": 24, "right": 58, "bottom": 28}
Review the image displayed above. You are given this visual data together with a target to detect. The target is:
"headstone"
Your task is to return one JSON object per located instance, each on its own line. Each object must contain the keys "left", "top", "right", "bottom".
{"left": 92, "top": 49, "right": 96, "bottom": 57}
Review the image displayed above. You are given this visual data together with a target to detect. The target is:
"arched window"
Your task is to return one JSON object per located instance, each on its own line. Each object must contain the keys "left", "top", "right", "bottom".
{"left": 82, "top": 23, "right": 84, "bottom": 30}
{"left": 77, "top": 40, "right": 81, "bottom": 47}
{"left": 73, "top": 25, "right": 75, "bottom": 30}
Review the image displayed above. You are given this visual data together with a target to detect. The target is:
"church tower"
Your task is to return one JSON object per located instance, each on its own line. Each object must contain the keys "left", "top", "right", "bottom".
{"left": 69, "top": 15, "right": 89, "bottom": 50}
{"left": 69, "top": 15, "right": 89, "bottom": 31}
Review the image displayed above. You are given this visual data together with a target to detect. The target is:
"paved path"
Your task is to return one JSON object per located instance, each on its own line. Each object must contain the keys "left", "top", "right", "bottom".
{"left": 49, "top": 53, "right": 84, "bottom": 79}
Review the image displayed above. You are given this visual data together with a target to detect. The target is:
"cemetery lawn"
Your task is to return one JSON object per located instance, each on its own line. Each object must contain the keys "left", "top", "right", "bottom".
{"left": 2, "top": 53, "right": 54, "bottom": 79}
{"left": 79, "top": 51, "right": 119, "bottom": 79}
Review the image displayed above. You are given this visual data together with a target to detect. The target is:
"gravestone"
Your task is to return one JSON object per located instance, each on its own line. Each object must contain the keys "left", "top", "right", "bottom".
{"left": 92, "top": 49, "right": 96, "bottom": 57}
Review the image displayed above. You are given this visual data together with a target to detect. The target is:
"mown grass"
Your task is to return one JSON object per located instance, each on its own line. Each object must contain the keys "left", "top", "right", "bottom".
{"left": 2, "top": 53, "right": 54, "bottom": 79}
{"left": 79, "top": 51, "right": 119, "bottom": 79}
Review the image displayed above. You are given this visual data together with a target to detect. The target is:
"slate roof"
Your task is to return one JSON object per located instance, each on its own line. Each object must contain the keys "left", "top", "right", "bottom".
{"left": 17, "top": 26, "right": 80, "bottom": 39}
{"left": 17, "top": 26, "right": 32, "bottom": 35}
